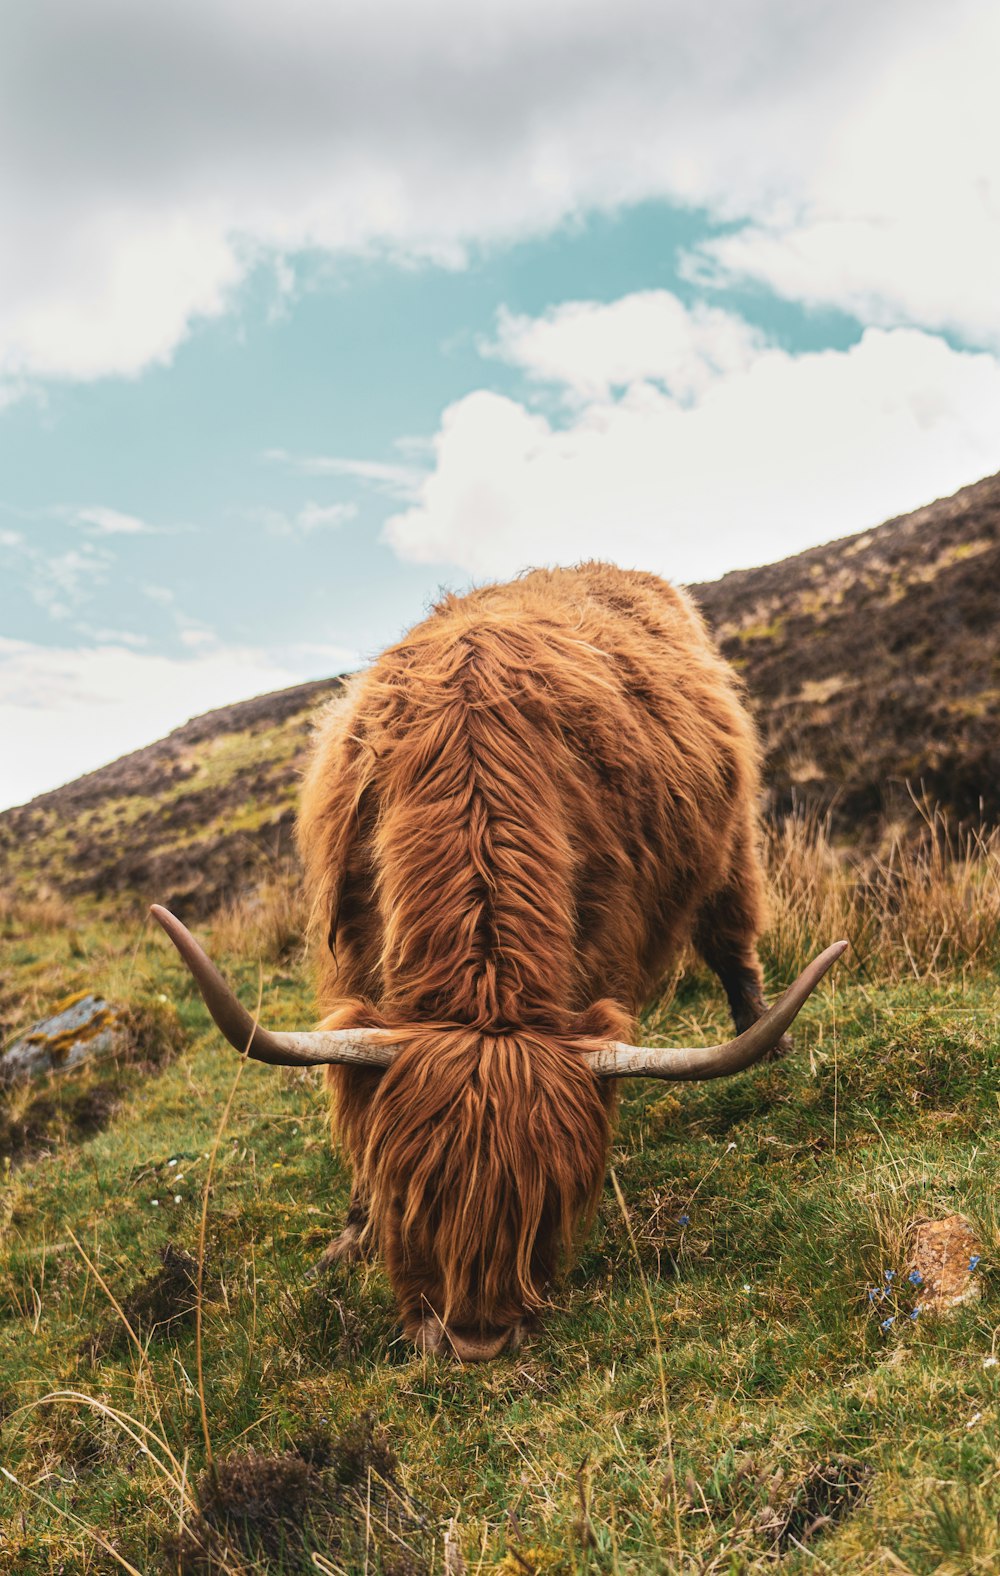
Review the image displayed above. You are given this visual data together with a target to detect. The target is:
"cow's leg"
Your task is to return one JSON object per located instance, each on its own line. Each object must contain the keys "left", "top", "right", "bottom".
{"left": 692, "top": 827, "right": 790, "bottom": 1059}
{"left": 307, "top": 1187, "right": 370, "bottom": 1276}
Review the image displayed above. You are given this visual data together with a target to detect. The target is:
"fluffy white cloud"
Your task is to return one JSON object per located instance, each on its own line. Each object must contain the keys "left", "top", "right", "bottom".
{"left": 691, "top": 8, "right": 1000, "bottom": 346}
{"left": 0, "top": 636, "right": 359, "bottom": 810}
{"left": 489, "top": 294, "right": 765, "bottom": 403}
{"left": 2, "top": 0, "right": 995, "bottom": 392}
{"left": 386, "top": 296, "right": 1000, "bottom": 582}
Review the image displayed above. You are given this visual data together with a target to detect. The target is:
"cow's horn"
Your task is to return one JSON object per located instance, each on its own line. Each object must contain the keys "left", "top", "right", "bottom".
{"left": 584, "top": 940, "right": 848, "bottom": 1080}
{"left": 149, "top": 905, "right": 398, "bottom": 1069}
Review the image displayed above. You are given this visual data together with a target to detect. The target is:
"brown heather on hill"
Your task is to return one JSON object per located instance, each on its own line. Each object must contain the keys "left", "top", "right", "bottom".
{"left": 690, "top": 469, "right": 1000, "bottom": 835}
{"left": 1, "top": 471, "right": 998, "bottom": 916}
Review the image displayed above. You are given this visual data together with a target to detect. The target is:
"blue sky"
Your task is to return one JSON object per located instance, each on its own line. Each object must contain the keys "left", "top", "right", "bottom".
{"left": 2, "top": 0, "right": 999, "bottom": 808}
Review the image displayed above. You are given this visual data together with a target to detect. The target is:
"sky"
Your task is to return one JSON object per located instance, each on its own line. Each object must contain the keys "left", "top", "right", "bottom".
{"left": 2, "top": 0, "right": 999, "bottom": 810}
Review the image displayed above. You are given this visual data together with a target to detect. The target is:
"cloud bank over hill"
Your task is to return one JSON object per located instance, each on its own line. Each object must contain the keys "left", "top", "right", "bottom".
{"left": 386, "top": 300, "right": 1000, "bottom": 582}
{"left": 2, "top": 0, "right": 997, "bottom": 393}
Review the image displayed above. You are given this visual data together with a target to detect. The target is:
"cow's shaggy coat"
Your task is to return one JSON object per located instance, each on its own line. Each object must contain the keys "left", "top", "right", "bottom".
{"left": 298, "top": 564, "right": 768, "bottom": 1346}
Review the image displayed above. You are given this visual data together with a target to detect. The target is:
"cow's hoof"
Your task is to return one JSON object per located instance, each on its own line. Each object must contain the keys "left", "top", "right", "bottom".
{"left": 761, "top": 1031, "right": 793, "bottom": 1062}
{"left": 306, "top": 1226, "right": 365, "bottom": 1278}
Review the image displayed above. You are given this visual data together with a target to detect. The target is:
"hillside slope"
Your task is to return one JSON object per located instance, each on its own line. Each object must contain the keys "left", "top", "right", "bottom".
{"left": 2, "top": 469, "right": 998, "bottom": 915}
{"left": 691, "top": 469, "right": 1000, "bottom": 831}
{"left": 0, "top": 677, "right": 343, "bottom": 918}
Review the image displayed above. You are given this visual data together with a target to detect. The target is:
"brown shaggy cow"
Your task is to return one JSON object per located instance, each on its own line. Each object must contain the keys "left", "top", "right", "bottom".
{"left": 153, "top": 564, "right": 844, "bottom": 1360}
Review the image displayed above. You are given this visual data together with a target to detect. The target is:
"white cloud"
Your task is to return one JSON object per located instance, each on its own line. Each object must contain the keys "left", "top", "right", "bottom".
{"left": 0, "top": 635, "right": 359, "bottom": 810}
{"left": 264, "top": 448, "right": 424, "bottom": 499}
{"left": 296, "top": 500, "right": 356, "bottom": 532}
{"left": 74, "top": 505, "right": 155, "bottom": 535}
{"left": 3, "top": 0, "right": 995, "bottom": 394}
{"left": 243, "top": 497, "right": 358, "bottom": 535}
{"left": 687, "top": 9, "right": 1000, "bottom": 347}
{"left": 488, "top": 293, "right": 764, "bottom": 403}
{"left": 386, "top": 297, "right": 1000, "bottom": 583}
{"left": 30, "top": 543, "right": 114, "bottom": 620}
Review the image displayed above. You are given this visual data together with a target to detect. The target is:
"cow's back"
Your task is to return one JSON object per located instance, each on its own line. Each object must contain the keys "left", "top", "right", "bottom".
{"left": 299, "top": 563, "right": 760, "bottom": 1028}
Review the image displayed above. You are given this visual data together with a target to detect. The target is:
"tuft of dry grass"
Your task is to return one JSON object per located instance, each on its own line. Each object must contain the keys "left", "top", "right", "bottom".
{"left": 0, "top": 887, "right": 77, "bottom": 938}
{"left": 209, "top": 876, "right": 307, "bottom": 967}
{"left": 763, "top": 801, "right": 1000, "bottom": 984}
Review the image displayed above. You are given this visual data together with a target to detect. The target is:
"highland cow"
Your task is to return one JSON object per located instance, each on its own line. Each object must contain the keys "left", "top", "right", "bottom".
{"left": 154, "top": 564, "right": 845, "bottom": 1360}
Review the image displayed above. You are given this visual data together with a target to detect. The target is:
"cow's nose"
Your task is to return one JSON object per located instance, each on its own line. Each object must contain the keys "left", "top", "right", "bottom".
{"left": 413, "top": 1319, "right": 525, "bottom": 1361}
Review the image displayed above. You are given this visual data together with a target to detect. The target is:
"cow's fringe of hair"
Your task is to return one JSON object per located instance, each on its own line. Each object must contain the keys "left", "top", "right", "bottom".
{"left": 353, "top": 1026, "right": 614, "bottom": 1333}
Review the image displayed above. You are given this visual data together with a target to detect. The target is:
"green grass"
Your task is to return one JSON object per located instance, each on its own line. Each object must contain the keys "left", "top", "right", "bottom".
{"left": 1, "top": 908, "right": 998, "bottom": 1573}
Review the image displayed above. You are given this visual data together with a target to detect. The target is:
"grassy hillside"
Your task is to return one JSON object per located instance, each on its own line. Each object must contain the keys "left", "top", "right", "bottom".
{"left": 2, "top": 816, "right": 999, "bottom": 1571}
{"left": 0, "top": 678, "right": 343, "bottom": 932}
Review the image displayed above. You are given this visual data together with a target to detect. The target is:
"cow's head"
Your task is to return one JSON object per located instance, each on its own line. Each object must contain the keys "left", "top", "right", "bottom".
{"left": 353, "top": 1026, "right": 612, "bottom": 1359}
{"left": 151, "top": 905, "right": 845, "bottom": 1359}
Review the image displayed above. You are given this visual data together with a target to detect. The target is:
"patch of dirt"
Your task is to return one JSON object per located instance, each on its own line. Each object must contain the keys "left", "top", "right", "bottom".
{"left": 81, "top": 1243, "right": 212, "bottom": 1360}
{"left": 753, "top": 1455, "right": 872, "bottom": 1555}
{"left": 907, "top": 1215, "right": 982, "bottom": 1314}
{"left": 170, "top": 1448, "right": 321, "bottom": 1571}
{"left": 330, "top": 1410, "right": 400, "bottom": 1485}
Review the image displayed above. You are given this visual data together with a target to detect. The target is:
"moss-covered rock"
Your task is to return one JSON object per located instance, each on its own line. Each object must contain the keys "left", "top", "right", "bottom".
{"left": 1, "top": 990, "right": 126, "bottom": 1080}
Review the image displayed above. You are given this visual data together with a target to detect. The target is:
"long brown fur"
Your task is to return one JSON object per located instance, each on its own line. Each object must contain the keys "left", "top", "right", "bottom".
{"left": 298, "top": 564, "right": 767, "bottom": 1342}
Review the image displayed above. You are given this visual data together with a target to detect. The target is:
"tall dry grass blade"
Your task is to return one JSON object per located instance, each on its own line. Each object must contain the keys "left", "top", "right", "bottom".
{"left": 609, "top": 1167, "right": 684, "bottom": 1565}
{"left": 195, "top": 975, "right": 259, "bottom": 1472}
{"left": 1, "top": 1464, "right": 145, "bottom": 1576}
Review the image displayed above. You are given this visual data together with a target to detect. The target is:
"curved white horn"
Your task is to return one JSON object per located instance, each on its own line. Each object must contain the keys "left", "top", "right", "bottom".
{"left": 150, "top": 905, "right": 398, "bottom": 1069}
{"left": 585, "top": 941, "right": 848, "bottom": 1080}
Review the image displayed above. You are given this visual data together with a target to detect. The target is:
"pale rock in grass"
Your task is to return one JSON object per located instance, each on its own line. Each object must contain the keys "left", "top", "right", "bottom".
{"left": 1, "top": 991, "right": 127, "bottom": 1081}
{"left": 906, "top": 1215, "right": 982, "bottom": 1315}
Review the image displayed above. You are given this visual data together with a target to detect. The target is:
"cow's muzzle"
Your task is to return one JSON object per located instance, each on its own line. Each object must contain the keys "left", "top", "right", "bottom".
{"left": 412, "top": 1318, "right": 526, "bottom": 1362}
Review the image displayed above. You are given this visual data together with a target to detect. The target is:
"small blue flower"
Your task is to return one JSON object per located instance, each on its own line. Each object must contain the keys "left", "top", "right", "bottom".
{"left": 884, "top": 1269, "right": 895, "bottom": 1282}
{"left": 909, "top": 1307, "right": 920, "bottom": 1320}
{"left": 867, "top": 1288, "right": 879, "bottom": 1303}
{"left": 969, "top": 1255, "right": 981, "bottom": 1272}
{"left": 881, "top": 1316, "right": 895, "bottom": 1330}
{"left": 677, "top": 1214, "right": 690, "bottom": 1226}
{"left": 908, "top": 1270, "right": 923, "bottom": 1286}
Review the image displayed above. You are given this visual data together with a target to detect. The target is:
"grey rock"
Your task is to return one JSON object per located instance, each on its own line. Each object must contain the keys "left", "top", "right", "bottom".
{"left": 1, "top": 993, "right": 126, "bottom": 1081}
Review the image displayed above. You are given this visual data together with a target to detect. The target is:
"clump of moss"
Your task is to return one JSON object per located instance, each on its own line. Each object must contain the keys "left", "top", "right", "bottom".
{"left": 330, "top": 1409, "right": 399, "bottom": 1486}
{"left": 168, "top": 1448, "right": 323, "bottom": 1572}
{"left": 165, "top": 1415, "right": 421, "bottom": 1574}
